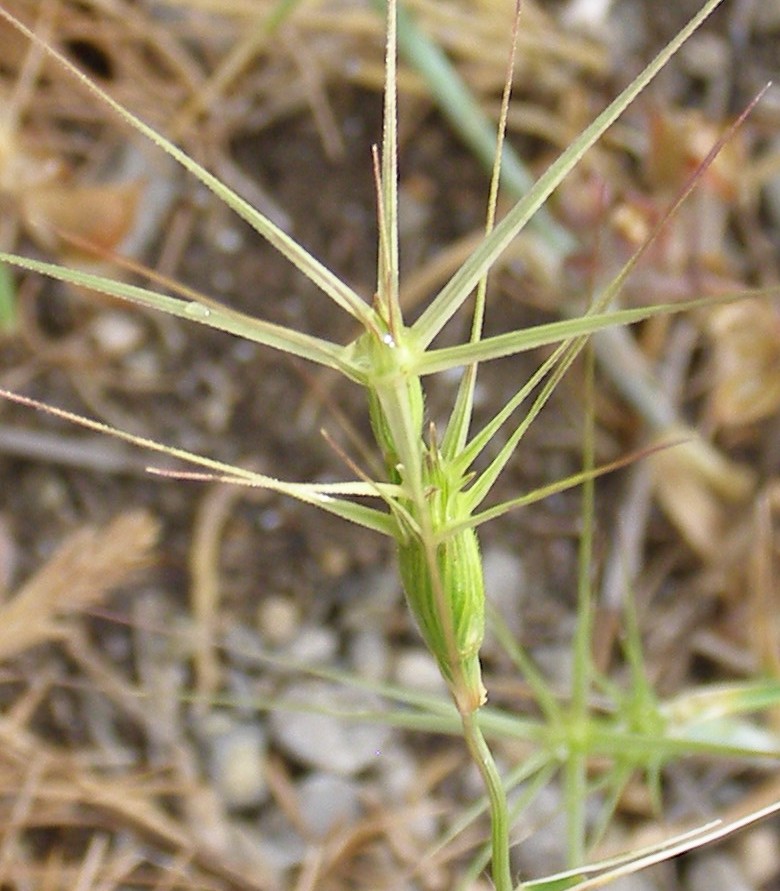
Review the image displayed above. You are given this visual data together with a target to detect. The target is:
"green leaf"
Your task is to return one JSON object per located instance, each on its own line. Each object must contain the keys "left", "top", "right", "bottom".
{"left": 0, "top": 263, "right": 17, "bottom": 333}
{"left": 415, "top": 293, "right": 751, "bottom": 375}
{"left": 0, "top": 251, "right": 357, "bottom": 376}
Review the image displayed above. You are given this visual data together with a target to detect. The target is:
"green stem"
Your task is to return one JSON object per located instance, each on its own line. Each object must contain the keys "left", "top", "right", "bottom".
{"left": 461, "top": 710, "right": 515, "bottom": 891}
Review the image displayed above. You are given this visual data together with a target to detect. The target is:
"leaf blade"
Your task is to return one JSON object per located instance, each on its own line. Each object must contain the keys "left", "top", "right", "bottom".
{"left": 0, "top": 251, "right": 358, "bottom": 375}
{"left": 416, "top": 293, "right": 763, "bottom": 375}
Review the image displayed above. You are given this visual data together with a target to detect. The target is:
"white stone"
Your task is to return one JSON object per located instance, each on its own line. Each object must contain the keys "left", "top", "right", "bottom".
{"left": 89, "top": 311, "right": 144, "bottom": 357}
{"left": 393, "top": 648, "right": 447, "bottom": 697}
{"left": 482, "top": 546, "right": 527, "bottom": 639}
{"left": 206, "top": 717, "right": 268, "bottom": 810}
{"left": 269, "top": 680, "right": 391, "bottom": 776}
{"left": 688, "top": 854, "right": 752, "bottom": 891}
{"left": 297, "top": 773, "right": 361, "bottom": 839}
{"left": 257, "top": 595, "right": 300, "bottom": 647}
{"left": 349, "top": 628, "right": 390, "bottom": 682}
{"left": 285, "top": 625, "right": 338, "bottom": 665}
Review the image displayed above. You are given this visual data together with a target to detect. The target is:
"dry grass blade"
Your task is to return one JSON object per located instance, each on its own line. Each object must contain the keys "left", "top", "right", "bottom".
{"left": 190, "top": 482, "right": 247, "bottom": 706}
{"left": 0, "top": 510, "right": 159, "bottom": 662}
{"left": 0, "top": 717, "right": 271, "bottom": 890}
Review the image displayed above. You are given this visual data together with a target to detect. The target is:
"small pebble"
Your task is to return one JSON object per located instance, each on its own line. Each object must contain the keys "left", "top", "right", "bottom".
{"left": 738, "top": 824, "right": 780, "bottom": 886}
{"left": 125, "top": 345, "right": 162, "bottom": 378}
{"left": 482, "top": 546, "right": 527, "bottom": 639}
{"left": 284, "top": 625, "right": 338, "bottom": 665}
{"left": 297, "top": 773, "right": 361, "bottom": 839}
{"left": 512, "top": 784, "right": 568, "bottom": 878}
{"left": 680, "top": 33, "right": 729, "bottom": 82}
{"left": 212, "top": 223, "right": 244, "bottom": 253}
{"left": 269, "top": 680, "right": 391, "bottom": 775}
{"left": 376, "top": 744, "right": 439, "bottom": 842}
{"left": 533, "top": 642, "right": 574, "bottom": 689}
{"left": 256, "top": 810, "right": 306, "bottom": 873}
{"left": 375, "top": 742, "right": 418, "bottom": 803}
{"left": 562, "top": 0, "right": 614, "bottom": 31}
{"left": 688, "top": 852, "right": 753, "bottom": 891}
{"left": 257, "top": 595, "right": 300, "bottom": 647}
{"left": 204, "top": 714, "right": 268, "bottom": 810}
{"left": 349, "top": 627, "right": 390, "bottom": 682}
{"left": 393, "top": 648, "right": 447, "bottom": 697}
{"left": 89, "top": 311, "right": 145, "bottom": 357}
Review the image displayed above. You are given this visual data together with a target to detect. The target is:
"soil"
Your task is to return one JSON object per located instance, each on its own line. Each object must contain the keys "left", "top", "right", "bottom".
{"left": 0, "top": 1, "right": 779, "bottom": 889}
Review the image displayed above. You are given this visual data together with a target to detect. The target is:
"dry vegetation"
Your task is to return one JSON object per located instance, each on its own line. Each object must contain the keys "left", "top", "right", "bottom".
{"left": 0, "top": 0, "right": 780, "bottom": 888}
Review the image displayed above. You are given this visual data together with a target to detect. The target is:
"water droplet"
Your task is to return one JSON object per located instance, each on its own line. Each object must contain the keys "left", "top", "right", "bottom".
{"left": 185, "top": 302, "right": 212, "bottom": 319}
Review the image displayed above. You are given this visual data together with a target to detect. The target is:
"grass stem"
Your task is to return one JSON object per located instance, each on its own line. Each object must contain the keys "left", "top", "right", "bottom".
{"left": 461, "top": 710, "right": 514, "bottom": 891}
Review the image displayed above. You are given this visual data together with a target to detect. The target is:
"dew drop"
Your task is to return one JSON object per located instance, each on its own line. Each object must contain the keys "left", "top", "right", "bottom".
{"left": 185, "top": 302, "right": 212, "bottom": 319}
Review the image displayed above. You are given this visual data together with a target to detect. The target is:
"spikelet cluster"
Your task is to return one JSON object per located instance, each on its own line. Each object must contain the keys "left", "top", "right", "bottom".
{"left": 363, "top": 337, "right": 487, "bottom": 714}
{"left": 397, "top": 518, "right": 487, "bottom": 713}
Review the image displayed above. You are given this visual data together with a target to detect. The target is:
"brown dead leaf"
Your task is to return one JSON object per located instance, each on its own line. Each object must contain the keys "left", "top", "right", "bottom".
{"left": 646, "top": 108, "right": 745, "bottom": 201}
{"left": 21, "top": 181, "right": 143, "bottom": 257}
{"left": 0, "top": 510, "right": 159, "bottom": 662}
{"left": 649, "top": 428, "right": 756, "bottom": 558}
{"left": 706, "top": 300, "right": 780, "bottom": 428}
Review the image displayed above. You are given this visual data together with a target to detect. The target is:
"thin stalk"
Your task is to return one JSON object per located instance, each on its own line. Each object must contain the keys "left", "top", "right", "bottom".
{"left": 571, "top": 346, "right": 595, "bottom": 719}
{"left": 379, "top": 0, "right": 401, "bottom": 326}
{"left": 566, "top": 341, "right": 597, "bottom": 864}
{"left": 461, "top": 709, "right": 514, "bottom": 891}
{"left": 442, "top": 0, "right": 524, "bottom": 461}
{"left": 388, "top": 0, "right": 573, "bottom": 256}
{"left": 456, "top": 756, "right": 559, "bottom": 891}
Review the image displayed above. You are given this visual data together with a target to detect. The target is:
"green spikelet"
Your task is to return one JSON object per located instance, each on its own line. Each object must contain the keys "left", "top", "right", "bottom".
{"left": 367, "top": 377, "right": 424, "bottom": 483}
{"left": 397, "top": 523, "right": 487, "bottom": 713}
{"left": 358, "top": 325, "right": 486, "bottom": 714}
